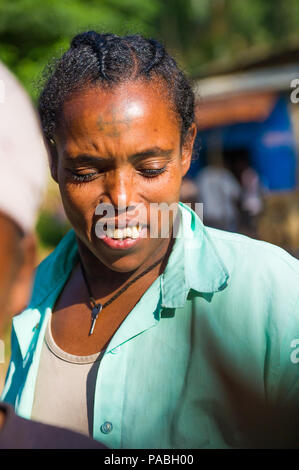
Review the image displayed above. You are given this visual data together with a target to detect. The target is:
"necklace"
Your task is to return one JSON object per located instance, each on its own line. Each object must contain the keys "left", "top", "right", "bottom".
{"left": 80, "top": 256, "right": 165, "bottom": 336}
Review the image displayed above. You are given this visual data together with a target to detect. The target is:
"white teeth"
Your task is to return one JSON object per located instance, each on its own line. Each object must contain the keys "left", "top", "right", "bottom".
{"left": 131, "top": 226, "right": 139, "bottom": 238}
{"left": 113, "top": 229, "right": 123, "bottom": 239}
{"left": 106, "top": 228, "right": 114, "bottom": 238}
{"left": 106, "top": 225, "right": 141, "bottom": 239}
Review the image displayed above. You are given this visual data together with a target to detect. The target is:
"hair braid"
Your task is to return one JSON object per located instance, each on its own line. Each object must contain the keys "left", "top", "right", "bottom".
{"left": 143, "top": 39, "right": 165, "bottom": 74}
{"left": 38, "top": 31, "right": 195, "bottom": 144}
{"left": 71, "top": 31, "right": 117, "bottom": 80}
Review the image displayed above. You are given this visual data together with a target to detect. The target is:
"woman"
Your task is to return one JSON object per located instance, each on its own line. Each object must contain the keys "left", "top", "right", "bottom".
{"left": 2, "top": 32, "right": 299, "bottom": 449}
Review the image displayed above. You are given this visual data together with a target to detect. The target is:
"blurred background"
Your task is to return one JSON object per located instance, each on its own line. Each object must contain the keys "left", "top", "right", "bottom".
{"left": 1, "top": 0, "right": 299, "bottom": 259}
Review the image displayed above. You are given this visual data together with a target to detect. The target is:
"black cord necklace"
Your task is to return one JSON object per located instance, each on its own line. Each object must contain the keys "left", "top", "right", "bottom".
{"left": 80, "top": 256, "right": 165, "bottom": 336}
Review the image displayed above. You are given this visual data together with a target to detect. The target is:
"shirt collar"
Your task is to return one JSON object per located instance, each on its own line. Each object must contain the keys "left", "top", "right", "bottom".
{"left": 29, "top": 230, "right": 79, "bottom": 308}
{"left": 160, "top": 203, "right": 230, "bottom": 308}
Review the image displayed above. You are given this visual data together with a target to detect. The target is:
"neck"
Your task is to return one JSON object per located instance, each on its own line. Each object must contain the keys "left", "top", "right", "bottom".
{"left": 77, "top": 236, "right": 173, "bottom": 295}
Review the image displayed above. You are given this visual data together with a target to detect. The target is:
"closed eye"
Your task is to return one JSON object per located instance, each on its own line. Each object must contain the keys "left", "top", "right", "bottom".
{"left": 69, "top": 171, "right": 99, "bottom": 183}
{"left": 138, "top": 167, "right": 167, "bottom": 178}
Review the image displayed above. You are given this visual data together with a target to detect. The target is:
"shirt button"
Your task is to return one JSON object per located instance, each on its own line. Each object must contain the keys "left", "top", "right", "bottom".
{"left": 111, "top": 346, "right": 121, "bottom": 354}
{"left": 100, "top": 421, "right": 113, "bottom": 434}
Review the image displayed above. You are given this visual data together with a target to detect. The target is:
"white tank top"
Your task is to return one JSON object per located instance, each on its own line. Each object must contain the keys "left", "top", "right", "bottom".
{"left": 31, "top": 316, "right": 103, "bottom": 437}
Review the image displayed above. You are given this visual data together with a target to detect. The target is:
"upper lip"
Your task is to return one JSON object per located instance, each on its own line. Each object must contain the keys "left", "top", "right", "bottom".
{"left": 97, "top": 219, "right": 147, "bottom": 229}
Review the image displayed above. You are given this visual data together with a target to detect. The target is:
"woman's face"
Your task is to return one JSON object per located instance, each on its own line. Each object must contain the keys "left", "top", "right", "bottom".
{"left": 52, "top": 80, "right": 196, "bottom": 272}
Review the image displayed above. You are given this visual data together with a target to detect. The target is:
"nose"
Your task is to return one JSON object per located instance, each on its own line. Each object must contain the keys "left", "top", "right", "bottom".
{"left": 104, "top": 168, "right": 135, "bottom": 211}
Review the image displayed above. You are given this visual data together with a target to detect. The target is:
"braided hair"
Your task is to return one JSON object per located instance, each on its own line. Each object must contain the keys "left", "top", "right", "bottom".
{"left": 38, "top": 31, "right": 195, "bottom": 145}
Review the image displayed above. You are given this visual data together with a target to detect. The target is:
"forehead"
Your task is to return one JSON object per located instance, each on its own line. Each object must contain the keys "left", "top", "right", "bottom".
{"left": 57, "top": 80, "right": 180, "bottom": 154}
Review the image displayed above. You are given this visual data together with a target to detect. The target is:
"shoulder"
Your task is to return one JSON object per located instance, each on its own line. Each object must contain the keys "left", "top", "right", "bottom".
{"left": 30, "top": 230, "right": 78, "bottom": 307}
{"left": 205, "top": 227, "right": 299, "bottom": 310}
{"left": 35, "top": 229, "right": 77, "bottom": 277}
{"left": 207, "top": 227, "right": 299, "bottom": 274}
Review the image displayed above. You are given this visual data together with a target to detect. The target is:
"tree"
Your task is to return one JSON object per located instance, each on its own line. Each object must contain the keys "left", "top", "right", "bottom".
{"left": 0, "top": 0, "right": 299, "bottom": 97}
{"left": 0, "top": 0, "right": 161, "bottom": 96}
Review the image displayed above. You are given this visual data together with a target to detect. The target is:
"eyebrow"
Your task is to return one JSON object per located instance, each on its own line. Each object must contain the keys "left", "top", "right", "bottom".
{"left": 130, "top": 147, "right": 173, "bottom": 159}
{"left": 64, "top": 147, "right": 173, "bottom": 165}
{"left": 64, "top": 155, "right": 107, "bottom": 166}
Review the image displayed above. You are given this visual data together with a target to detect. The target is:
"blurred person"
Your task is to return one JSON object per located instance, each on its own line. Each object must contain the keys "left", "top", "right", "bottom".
{"left": 1, "top": 32, "right": 299, "bottom": 450}
{"left": 0, "top": 61, "right": 106, "bottom": 449}
{"left": 196, "top": 153, "right": 241, "bottom": 232}
{"left": 240, "top": 165, "right": 264, "bottom": 237}
{"left": 241, "top": 166, "right": 263, "bottom": 216}
{"left": 229, "top": 151, "right": 264, "bottom": 237}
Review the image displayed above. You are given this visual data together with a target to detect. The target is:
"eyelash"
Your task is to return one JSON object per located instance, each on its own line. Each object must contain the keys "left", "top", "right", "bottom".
{"left": 70, "top": 172, "right": 97, "bottom": 183}
{"left": 139, "top": 167, "right": 167, "bottom": 178}
{"left": 69, "top": 166, "right": 167, "bottom": 184}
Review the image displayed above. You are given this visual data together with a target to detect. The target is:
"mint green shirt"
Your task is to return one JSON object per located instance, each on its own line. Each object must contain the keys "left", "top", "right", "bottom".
{"left": 2, "top": 203, "right": 299, "bottom": 448}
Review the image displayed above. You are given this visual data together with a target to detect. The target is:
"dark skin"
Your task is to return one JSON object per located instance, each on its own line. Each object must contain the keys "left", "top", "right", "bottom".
{"left": 0, "top": 213, "right": 36, "bottom": 331}
{"left": 0, "top": 214, "right": 21, "bottom": 431}
{"left": 0, "top": 213, "right": 36, "bottom": 430}
{"left": 50, "top": 79, "right": 197, "bottom": 355}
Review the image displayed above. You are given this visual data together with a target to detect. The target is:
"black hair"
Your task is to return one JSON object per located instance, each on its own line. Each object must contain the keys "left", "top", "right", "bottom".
{"left": 38, "top": 31, "right": 195, "bottom": 144}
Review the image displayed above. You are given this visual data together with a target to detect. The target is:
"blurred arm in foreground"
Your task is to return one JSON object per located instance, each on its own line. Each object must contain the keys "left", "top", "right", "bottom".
{"left": 0, "top": 62, "right": 106, "bottom": 449}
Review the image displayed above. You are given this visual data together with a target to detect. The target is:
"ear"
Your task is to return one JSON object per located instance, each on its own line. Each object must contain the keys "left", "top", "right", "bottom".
{"left": 7, "top": 233, "right": 37, "bottom": 315}
{"left": 181, "top": 122, "right": 197, "bottom": 177}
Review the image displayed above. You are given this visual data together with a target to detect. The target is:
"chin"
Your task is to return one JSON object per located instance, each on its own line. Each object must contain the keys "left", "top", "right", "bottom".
{"left": 97, "top": 251, "right": 148, "bottom": 273}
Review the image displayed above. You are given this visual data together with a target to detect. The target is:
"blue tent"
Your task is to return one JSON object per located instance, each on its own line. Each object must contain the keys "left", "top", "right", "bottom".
{"left": 190, "top": 96, "right": 297, "bottom": 191}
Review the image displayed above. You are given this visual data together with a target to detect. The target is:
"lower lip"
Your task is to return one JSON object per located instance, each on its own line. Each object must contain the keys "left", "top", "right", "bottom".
{"left": 99, "top": 227, "right": 147, "bottom": 250}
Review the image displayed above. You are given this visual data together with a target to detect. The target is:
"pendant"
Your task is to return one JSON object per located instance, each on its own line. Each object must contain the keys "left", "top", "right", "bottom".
{"left": 89, "top": 303, "right": 103, "bottom": 336}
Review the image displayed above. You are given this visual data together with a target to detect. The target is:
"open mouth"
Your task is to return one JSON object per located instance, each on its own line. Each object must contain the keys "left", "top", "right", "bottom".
{"left": 98, "top": 223, "right": 147, "bottom": 250}
{"left": 105, "top": 223, "right": 143, "bottom": 240}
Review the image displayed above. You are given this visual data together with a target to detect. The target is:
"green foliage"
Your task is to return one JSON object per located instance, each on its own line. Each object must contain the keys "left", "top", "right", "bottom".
{"left": 0, "top": 0, "right": 299, "bottom": 94}
{"left": 36, "top": 210, "right": 70, "bottom": 249}
{"left": 0, "top": 0, "right": 161, "bottom": 96}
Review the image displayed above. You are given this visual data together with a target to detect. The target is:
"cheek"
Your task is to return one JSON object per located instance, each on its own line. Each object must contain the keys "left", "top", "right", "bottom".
{"left": 59, "top": 182, "right": 99, "bottom": 236}
{"left": 57, "top": 162, "right": 95, "bottom": 218}
{"left": 61, "top": 183, "right": 89, "bottom": 210}
{"left": 142, "top": 166, "right": 182, "bottom": 204}
{"left": 141, "top": 169, "right": 182, "bottom": 237}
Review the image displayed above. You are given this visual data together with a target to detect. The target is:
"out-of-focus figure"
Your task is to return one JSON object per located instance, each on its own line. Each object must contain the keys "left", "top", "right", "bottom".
{"left": 0, "top": 61, "right": 106, "bottom": 449}
{"left": 231, "top": 152, "right": 264, "bottom": 237}
{"left": 0, "top": 61, "right": 47, "bottom": 320}
{"left": 240, "top": 166, "right": 263, "bottom": 234}
{"left": 196, "top": 153, "right": 241, "bottom": 232}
